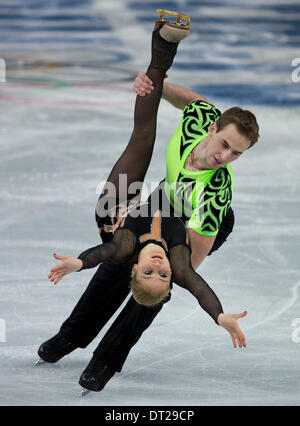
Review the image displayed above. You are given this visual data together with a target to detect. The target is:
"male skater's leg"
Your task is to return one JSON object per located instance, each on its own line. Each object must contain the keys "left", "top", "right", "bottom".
{"left": 79, "top": 293, "right": 170, "bottom": 392}
{"left": 37, "top": 262, "right": 132, "bottom": 363}
{"left": 92, "top": 297, "right": 165, "bottom": 372}
{"left": 59, "top": 262, "right": 133, "bottom": 347}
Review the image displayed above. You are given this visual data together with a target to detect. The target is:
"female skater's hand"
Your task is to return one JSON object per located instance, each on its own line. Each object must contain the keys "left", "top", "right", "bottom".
{"left": 217, "top": 311, "right": 247, "bottom": 348}
{"left": 133, "top": 72, "right": 168, "bottom": 96}
{"left": 48, "top": 253, "right": 83, "bottom": 285}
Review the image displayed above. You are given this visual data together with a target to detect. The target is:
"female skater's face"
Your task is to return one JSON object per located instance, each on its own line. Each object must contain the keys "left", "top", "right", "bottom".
{"left": 206, "top": 122, "right": 251, "bottom": 169}
{"left": 132, "top": 244, "right": 171, "bottom": 291}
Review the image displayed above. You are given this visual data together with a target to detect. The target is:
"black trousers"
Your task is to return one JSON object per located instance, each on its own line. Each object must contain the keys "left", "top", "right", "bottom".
{"left": 60, "top": 262, "right": 132, "bottom": 349}
{"left": 59, "top": 207, "right": 234, "bottom": 373}
{"left": 60, "top": 261, "right": 168, "bottom": 372}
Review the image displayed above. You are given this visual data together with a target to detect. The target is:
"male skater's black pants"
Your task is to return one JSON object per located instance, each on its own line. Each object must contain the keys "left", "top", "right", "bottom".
{"left": 59, "top": 207, "right": 234, "bottom": 373}
{"left": 59, "top": 260, "right": 168, "bottom": 373}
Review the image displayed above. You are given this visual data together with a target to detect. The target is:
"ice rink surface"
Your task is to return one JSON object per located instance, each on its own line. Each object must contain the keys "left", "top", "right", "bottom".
{"left": 0, "top": 0, "right": 300, "bottom": 406}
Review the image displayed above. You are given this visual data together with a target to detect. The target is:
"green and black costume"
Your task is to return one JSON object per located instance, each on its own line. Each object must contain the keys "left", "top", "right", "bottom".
{"left": 165, "top": 100, "right": 233, "bottom": 236}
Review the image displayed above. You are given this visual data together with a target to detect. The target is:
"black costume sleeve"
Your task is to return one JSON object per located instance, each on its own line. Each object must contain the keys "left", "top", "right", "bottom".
{"left": 168, "top": 244, "right": 223, "bottom": 324}
{"left": 78, "top": 228, "right": 137, "bottom": 270}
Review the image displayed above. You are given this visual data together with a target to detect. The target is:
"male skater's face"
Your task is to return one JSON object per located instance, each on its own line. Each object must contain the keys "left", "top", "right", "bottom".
{"left": 206, "top": 122, "right": 251, "bottom": 169}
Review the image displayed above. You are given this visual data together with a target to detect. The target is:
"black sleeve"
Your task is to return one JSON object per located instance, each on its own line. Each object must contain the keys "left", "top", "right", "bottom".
{"left": 168, "top": 244, "right": 223, "bottom": 324}
{"left": 78, "top": 228, "right": 137, "bottom": 270}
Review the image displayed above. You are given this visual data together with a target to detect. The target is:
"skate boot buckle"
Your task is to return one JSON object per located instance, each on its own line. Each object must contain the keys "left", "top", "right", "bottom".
{"left": 156, "top": 9, "right": 191, "bottom": 29}
{"left": 155, "top": 9, "right": 190, "bottom": 43}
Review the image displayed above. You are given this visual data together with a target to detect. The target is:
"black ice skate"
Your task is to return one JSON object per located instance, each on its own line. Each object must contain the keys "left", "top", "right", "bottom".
{"left": 36, "top": 332, "right": 78, "bottom": 364}
{"left": 150, "top": 8, "right": 190, "bottom": 72}
{"left": 79, "top": 355, "right": 115, "bottom": 394}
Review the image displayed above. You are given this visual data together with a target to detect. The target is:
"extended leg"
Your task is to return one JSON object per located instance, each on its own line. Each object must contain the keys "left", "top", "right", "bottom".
{"left": 96, "top": 17, "right": 189, "bottom": 215}
{"left": 99, "top": 67, "right": 165, "bottom": 203}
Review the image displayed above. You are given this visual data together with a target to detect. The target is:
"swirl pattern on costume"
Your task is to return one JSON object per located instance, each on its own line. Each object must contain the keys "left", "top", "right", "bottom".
{"left": 175, "top": 173, "right": 196, "bottom": 215}
{"left": 200, "top": 167, "right": 232, "bottom": 232}
{"left": 180, "top": 100, "right": 221, "bottom": 159}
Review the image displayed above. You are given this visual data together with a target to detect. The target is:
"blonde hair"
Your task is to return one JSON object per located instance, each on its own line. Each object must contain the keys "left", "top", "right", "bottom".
{"left": 130, "top": 272, "right": 170, "bottom": 306}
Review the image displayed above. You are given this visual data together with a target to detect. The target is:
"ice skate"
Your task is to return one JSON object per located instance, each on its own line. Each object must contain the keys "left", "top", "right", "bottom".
{"left": 79, "top": 355, "right": 115, "bottom": 392}
{"left": 37, "top": 332, "right": 78, "bottom": 364}
{"left": 155, "top": 9, "right": 190, "bottom": 43}
{"left": 80, "top": 388, "right": 91, "bottom": 397}
{"left": 150, "top": 9, "right": 190, "bottom": 72}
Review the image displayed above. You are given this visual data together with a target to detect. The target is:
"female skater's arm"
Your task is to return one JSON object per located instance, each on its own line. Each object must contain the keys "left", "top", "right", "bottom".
{"left": 169, "top": 244, "right": 247, "bottom": 348}
{"left": 48, "top": 229, "right": 136, "bottom": 285}
{"left": 169, "top": 244, "right": 223, "bottom": 322}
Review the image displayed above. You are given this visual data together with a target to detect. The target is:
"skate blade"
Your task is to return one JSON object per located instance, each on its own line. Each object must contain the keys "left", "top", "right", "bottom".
{"left": 80, "top": 387, "right": 91, "bottom": 397}
{"left": 156, "top": 9, "right": 190, "bottom": 28}
{"left": 34, "top": 358, "right": 47, "bottom": 366}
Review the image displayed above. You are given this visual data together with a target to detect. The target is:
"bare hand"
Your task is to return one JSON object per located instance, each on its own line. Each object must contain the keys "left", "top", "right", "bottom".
{"left": 217, "top": 311, "right": 247, "bottom": 348}
{"left": 133, "top": 72, "right": 168, "bottom": 96}
{"left": 48, "top": 253, "right": 83, "bottom": 285}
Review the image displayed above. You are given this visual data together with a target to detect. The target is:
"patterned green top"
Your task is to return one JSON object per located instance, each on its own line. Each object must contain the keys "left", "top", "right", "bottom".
{"left": 164, "top": 100, "right": 233, "bottom": 236}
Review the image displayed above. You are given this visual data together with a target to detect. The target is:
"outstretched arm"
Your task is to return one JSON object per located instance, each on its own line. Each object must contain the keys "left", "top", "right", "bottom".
{"left": 133, "top": 72, "right": 212, "bottom": 109}
{"left": 169, "top": 244, "right": 247, "bottom": 348}
{"left": 48, "top": 241, "right": 119, "bottom": 285}
{"left": 217, "top": 312, "right": 247, "bottom": 348}
{"left": 169, "top": 244, "right": 223, "bottom": 323}
{"left": 48, "top": 253, "right": 83, "bottom": 285}
{"left": 48, "top": 228, "right": 136, "bottom": 285}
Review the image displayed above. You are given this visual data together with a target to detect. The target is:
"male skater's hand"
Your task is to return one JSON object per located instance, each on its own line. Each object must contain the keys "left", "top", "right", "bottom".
{"left": 48, "top": 253, "right": 83, "bottom": 285}
{"left": 217, "top": 311, "right": 247, "bottom": 348}
{"left": 133, "top": 72, "right": 168, "bottom": 96}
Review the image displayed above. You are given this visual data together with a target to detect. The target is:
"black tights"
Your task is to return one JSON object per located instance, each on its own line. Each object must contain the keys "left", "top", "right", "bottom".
{"left": 99, "top": 66, "right": 165, "bottom": 205}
